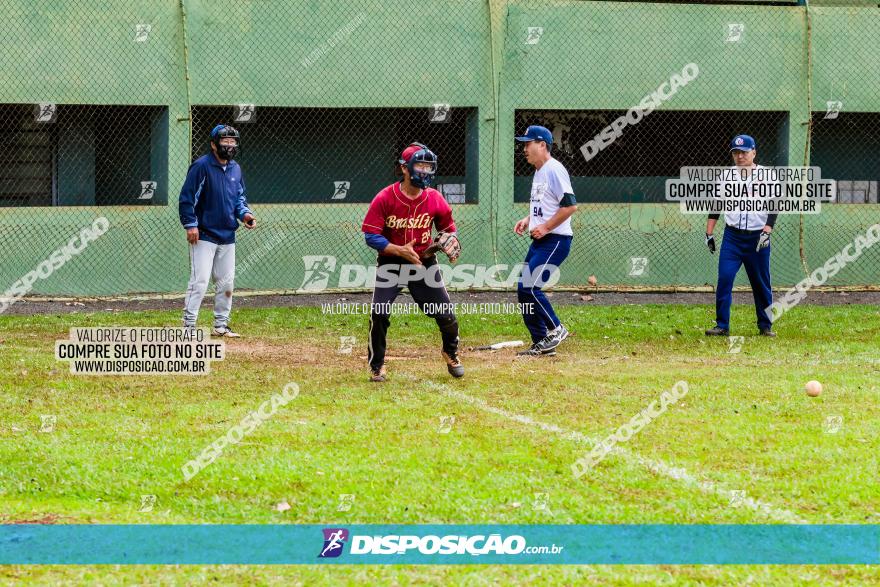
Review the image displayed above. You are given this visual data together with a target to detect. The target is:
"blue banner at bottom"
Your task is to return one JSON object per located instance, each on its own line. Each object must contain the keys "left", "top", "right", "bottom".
{"left": 1, "top": 525, "right": 877, "bottom": 565}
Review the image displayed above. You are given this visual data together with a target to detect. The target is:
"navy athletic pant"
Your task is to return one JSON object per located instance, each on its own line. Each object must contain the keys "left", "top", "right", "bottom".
{"left": 715, "top": 226, "right": 773, "bottom": 331}
{"left": 518, "top": 233, "right": 572, "bottom": 343}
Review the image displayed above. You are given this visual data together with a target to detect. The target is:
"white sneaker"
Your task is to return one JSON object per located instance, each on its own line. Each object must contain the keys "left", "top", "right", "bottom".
{"left": 211, "top": 326, "right": 240, "bottom": 338}
{"left": 517, "top": 341, "right": 557, "bottom": 356}
{"left": 551, "top": 324, "right": 570, "bottom": 344}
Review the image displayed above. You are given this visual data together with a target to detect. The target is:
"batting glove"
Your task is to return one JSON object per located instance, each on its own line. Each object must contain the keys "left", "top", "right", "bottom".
{"left": 756, "top": 232, "right": 771, "bottom": 252}
{"left": 705, "top": 234, "right": 716, "bottom": 254}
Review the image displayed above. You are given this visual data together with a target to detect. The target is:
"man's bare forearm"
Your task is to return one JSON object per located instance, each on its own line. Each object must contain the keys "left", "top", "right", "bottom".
{"left": 541, "top": 206, "right": 577, "bottom": 232}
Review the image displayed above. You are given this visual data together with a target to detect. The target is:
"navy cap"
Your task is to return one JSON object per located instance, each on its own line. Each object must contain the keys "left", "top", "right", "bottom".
{"left": 515, "top": 125, "right": 553, "bottom": 145}
{"left": 730, "top": 134, "right": 756, "bottom": 151}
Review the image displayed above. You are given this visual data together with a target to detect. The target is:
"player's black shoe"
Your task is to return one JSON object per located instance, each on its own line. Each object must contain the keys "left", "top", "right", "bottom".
{"left": 370, "top": 365, "right": 387, "bottom": 382}
{"left": 759, "top": 328, "right": 777, "bottom": 337}
{"left": 442, "top": 351, "right": 464, "bottom": 378}
{"left": 705, "top": 327, "right": 729, "bottom": 336}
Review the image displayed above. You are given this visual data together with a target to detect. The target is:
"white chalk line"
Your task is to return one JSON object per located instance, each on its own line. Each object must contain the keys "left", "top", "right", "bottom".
{"left": 402, "top": 373, "right": 806, "bottom": 524}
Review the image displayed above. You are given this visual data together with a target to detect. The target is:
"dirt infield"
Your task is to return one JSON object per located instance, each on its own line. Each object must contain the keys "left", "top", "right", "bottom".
{"left": 4, "top": 289, "right": 879, "bottom": 316}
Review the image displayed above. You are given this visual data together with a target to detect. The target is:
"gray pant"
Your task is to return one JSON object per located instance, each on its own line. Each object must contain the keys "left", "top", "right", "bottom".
{"left": 183, "top": 240, "right": 235, "bottom": 328}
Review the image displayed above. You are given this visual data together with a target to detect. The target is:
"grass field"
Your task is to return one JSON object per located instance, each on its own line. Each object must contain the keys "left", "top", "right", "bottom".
{"left": 1, "top": 300, "right": 879, "bottom": 585}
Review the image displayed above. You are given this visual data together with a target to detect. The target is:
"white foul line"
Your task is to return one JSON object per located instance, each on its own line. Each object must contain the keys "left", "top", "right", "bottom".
{"left": 405, "top": 374, "right": 806, "bottom": 524}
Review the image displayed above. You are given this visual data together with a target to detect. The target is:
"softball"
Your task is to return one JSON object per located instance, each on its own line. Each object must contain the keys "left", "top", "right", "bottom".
{"left": 805, "top": 380, "right": 822, "bottom": 397}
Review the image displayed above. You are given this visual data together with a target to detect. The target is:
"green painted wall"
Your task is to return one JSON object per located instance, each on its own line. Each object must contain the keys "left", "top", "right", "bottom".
{"left": 0, "top": 0, "right": 878, "bottom": 295}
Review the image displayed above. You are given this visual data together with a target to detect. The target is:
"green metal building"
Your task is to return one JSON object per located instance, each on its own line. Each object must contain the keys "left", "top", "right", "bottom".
{"left": 1, "top": 0, "right": 878, "bottom": 295}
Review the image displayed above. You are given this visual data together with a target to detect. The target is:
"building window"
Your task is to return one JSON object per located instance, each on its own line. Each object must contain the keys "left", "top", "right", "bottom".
{"left": 191, "top": 106, "right": 479, "bottom": 204}
{"left": 811, "top": 112, "right": 880, "bottom": 203}
{"left": 514, "top": 109, "right": 789, "bottom": 203}
{"left": 0, "top": 104, "right": 168, "bottom": 207}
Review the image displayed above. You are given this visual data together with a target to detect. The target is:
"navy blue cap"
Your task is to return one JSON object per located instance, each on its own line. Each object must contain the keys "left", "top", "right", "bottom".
{"left": 730, "top": 134, "right": 756, "bottom": 151}
{"left": 515, "top": 125, "right": 553, "bottom": 145}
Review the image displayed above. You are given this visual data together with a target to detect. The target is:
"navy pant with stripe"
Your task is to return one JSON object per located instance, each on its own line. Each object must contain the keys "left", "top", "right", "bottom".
{"left": 518, "top": 234, "right": 572, "bottom": 343}
{"left": 715, "top": 227, "right": 773, "bottom": 331}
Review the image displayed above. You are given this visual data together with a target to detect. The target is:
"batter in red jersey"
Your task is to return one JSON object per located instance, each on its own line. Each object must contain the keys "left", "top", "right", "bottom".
{"left": 361, "top": 143, "right": 464, "bottom": 382}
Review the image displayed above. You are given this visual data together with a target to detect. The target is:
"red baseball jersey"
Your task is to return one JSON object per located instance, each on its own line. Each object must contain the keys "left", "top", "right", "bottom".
{"left": 362, "top": 182, "right": 456, "bottom": 256}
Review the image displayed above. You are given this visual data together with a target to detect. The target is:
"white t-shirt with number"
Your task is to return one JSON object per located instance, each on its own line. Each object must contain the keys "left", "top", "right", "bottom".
{"left": 528, "top": 157, "right": 574, "bottom": 236}
{"left": 715, "top": 164, "right": 775, "bottom": 231}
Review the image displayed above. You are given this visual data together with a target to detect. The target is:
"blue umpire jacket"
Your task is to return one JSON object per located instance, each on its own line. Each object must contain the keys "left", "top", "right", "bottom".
{"left": 178, "top": 153, "right": 252, "bottom": 245}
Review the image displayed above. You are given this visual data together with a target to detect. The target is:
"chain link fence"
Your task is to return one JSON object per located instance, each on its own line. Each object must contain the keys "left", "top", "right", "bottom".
{"left": 1, "top": 0, "right": 878, "bottom": 297}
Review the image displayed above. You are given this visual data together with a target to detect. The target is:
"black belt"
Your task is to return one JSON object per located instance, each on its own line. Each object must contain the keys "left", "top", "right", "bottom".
{"left": 725, "top": 225, "right": 761, "bottom": 235}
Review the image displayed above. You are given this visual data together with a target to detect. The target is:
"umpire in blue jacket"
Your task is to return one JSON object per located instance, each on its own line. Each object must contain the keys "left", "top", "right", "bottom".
{"left": 705, "top": 134, "right": 776, "bottom": 337}
{"left": 179, "top": 124, "right": 256, "bottom": 337}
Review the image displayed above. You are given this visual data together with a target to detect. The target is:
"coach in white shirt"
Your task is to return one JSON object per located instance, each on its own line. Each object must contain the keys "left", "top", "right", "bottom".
{"left": 704, "top": 134, "right": 777, "bottom": 337}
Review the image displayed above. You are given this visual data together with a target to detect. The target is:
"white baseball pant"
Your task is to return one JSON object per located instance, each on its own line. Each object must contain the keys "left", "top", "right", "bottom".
{"left": 183, "top": 240, "right": 236, "bottom": 328}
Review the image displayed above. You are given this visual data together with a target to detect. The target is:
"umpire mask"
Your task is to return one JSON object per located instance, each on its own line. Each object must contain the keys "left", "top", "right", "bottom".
{"left": 211, "top": 125, "right": 241, "bottom": 161}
